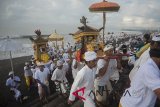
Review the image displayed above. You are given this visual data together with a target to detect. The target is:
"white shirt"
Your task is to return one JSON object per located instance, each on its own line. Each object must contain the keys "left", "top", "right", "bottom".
{"left": 35, "top": 68, "right": 50, "bottom": 86}
{"left": 129, "top": 48, "right": 150, "bottom": 81}
{"left": 63, "top": 53, "right": 69, "bottom": 61}
{"left": 128, "top": 55, "right": 136, "bottom": 66}
{"left": 120, "top": 58, "right": 160, "bottom": 107}
{"left": 44, "top": 60, "right": 52, "bottom": 70}
{"left": 50, "top": 62, "right": 56, "bottom": 71}
{"left": 110, "top": 69, "right": 119, "bottom": 81}
{"left": 72, "top": 59, "right": 79, "bottom": 79}
{"left": 69, "top": 65, "right": 96, "bottom": 101}
{"left": 63, "top": 62, "right": 69, "bottom": 73}
{"left": 95, "top": 59, "right": 118, "bottom": 86}
{"left": 24, "top": 66, "right": 33, "bottom": 77}
{"left": 6, "top": 76, "right": 20, "bottom": 88}
{"left": 51, "top": 68, "right": 68, "bottom": 83}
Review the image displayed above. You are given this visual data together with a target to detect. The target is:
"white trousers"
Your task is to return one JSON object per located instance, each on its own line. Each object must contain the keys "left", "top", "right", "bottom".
{"left": 11, "top": 88, "right": 21, "bottom": 101}
{"left": 55, "top": 82, "right": 68, "bottom": 94}
{"left": 60, "top": 83, "right": 67, "bottom": 93}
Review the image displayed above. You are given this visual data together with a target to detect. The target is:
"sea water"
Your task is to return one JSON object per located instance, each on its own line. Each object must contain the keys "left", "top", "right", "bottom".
{"left": 0, "top": 38, "right": 34, "bottom": 60}
{"left": 0, "top": 35, "right": 75, "bottom": 60}
{"left": 0, "top": 31, "right": 141, "bottom": 60}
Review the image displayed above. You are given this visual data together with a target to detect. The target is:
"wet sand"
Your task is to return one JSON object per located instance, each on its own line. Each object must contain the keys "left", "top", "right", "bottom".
{"left": 0, "top": 55, "right": 37, "bottom": 107}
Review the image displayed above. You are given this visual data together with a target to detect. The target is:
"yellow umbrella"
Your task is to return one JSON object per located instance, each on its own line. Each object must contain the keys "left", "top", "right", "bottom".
{"left": 48, "top": 30, "right": 64, "bottom": 48}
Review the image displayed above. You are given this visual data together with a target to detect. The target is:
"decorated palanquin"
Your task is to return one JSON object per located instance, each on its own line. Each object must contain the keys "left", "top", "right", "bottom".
{"left": 70, "top": 16, "right": 104, "bottom": 62}
{"left": 30, "top": 30, "right": 50, "bottom": 63}
{"left": 48, "top": 30, "right": 64, "bottom": 49}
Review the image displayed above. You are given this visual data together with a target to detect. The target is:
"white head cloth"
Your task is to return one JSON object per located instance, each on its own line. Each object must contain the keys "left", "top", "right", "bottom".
{"left": 84, "top": 51, "right": 97, "bottom": 61}
{"left": 25, "top": 62, "right": 29, "bottom": 65}
{"left": 37, "top": 62, "right": 45, "bottom": 66}
{"left": 103, "top": 45, "right": 114, "bottom": 52}
{"left": 152, "top": 34, "right": 160, "bottom": 41}
{"left": 9, "top": 71, "right": 14, "bottom": 76}
{"left": 57, "top": 60, "right": 63, "bottom": 66}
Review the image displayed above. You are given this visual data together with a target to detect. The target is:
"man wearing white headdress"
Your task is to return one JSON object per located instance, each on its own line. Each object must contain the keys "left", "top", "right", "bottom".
{"left": 94, "top": 59, "right": 108, "bottom": 106}
{"left": 94, "top": 45, "right": 121, "bottom": 106}
{"left": 6, "top": 71, "right": 22, "bottom": 102}
{"left": 129, "top": 33, "right": 160, "bottom": 81}
{"left": 35, "top": 62, "right": 50, "bottom": 102}
{"left": 119, "top": 47, "right": 160, "bottom": 107}
{"left": 51, "top": 60, "right": 68, "bottom": 95}
{"left": 103, "top": 45, "right": 120, "bottom": 92}
{"left": 68, "top": 51, "right": 97, "bottom": 107}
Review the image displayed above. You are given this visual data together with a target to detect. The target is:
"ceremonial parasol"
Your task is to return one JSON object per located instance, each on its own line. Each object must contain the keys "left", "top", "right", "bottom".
{"left": 89, "top": 0, "right": 120, "bottom": 43}
{"left": 0, "top": 36, "right": 22, "bottom": 71}
{"left": 48, "top": 30, "right": 64, "bottom": 48}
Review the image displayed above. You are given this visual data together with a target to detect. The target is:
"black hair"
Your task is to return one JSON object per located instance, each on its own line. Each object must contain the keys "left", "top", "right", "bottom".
{"left": 123, "top": 49, "right": 127, "bottom": 54}
{"left": 143, "top": 34, "right": 150, "bottom": 41}
{"left": 149, "top": 49, "right": 160, "bottom": 58}
{"left": 121, "top": 45, "right": 127, "bottom": 49}
{"left": 84, "top": 61, "right": 88, "bottom": 64}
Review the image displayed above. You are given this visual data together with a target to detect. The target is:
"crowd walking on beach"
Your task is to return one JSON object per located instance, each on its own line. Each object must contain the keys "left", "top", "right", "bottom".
{"left": 5, "top": 32, "right": 160, "bottom": 107}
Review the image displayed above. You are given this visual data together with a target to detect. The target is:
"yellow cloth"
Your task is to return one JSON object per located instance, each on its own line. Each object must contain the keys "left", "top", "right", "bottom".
{"left": 86, "top": 44, "right": 94, "bottom": 51}
{"left": 40, "top": 53, "right": 50, "bottom": 63}
{"left": 119, "top": 103, "right": 122, "bottom": 107}
{"left": 136, "top": 43, "right": 150, "bottom": 58}
{"left": 25, "top": 76, "right": 33, "bottom": 87}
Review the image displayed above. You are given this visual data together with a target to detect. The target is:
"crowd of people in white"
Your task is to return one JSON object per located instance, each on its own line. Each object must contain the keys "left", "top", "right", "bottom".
{"left": 5, "top": 33, "right": 160, "bottom": 107}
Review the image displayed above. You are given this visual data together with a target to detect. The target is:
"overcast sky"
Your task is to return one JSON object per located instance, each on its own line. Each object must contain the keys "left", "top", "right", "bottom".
{"left": 0, "top": 0, "right": 160, "bottom": 37}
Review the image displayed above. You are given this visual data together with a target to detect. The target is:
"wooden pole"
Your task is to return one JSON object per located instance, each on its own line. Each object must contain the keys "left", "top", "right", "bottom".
{"left": 9, "top": 51, "right": 14, "bottom": 71}
{"left": 103, "top": 0, "right": 106, "bottom": 44}
{"left": 56, "top": 39, "right": 58, "bottom": 49}
{"left": 103, "top": 12, "right": 106, "bottom": 44}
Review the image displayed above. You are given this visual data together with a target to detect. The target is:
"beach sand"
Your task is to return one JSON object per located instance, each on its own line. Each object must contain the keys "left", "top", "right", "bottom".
{"left": 0, "top": 55, "right": 37, "bottom": 107}
{"left": 1, "top": 55, "right": 159, "bottom": 107}
{"left": 0, "top": 55, "right": 71, "bottom": 107}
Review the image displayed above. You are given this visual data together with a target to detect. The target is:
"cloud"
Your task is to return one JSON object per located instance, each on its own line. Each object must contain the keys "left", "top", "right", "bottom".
{"left": 0, "top": 0, "right": 160, "bottom": 36}
{"left": 119, "top": 0, "right": 160, "bottom": 28}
